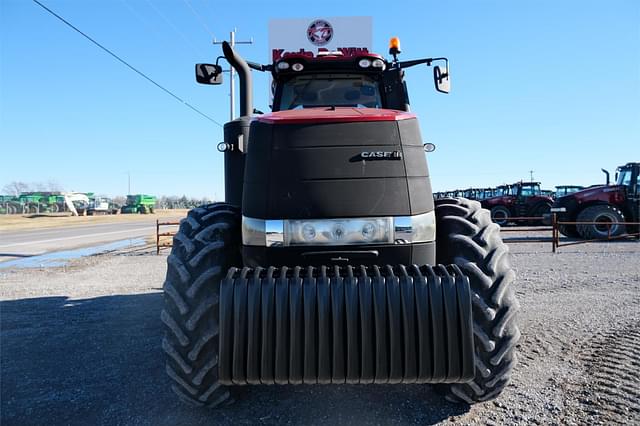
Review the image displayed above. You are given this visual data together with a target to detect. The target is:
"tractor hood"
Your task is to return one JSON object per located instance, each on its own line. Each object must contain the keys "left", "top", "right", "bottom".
{"left": 562, "top": 185, "right": 625, "bottom": 201}
{"left": 256, "top": 107, "right": 416, "bottom": 125}
{"left": 553, "top": 185, "right": 626, "bottom": 215}
{"left": 243, "top": 108, "right": 432, "bottom": 219}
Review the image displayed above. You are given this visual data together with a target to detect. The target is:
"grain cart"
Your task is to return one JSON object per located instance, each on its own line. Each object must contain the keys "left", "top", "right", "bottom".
{"left": 0, "top": 195, "right": 20, "bottom": 214}
{"left": 162, "top": 37, "right": 519, "bottom": 408}
{"left": 552, "top": 162, "right": 639, "bottom": 238}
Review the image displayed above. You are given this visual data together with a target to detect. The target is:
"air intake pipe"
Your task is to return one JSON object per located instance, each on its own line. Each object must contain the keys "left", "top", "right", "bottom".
{"left": 222, "top": 41, "right": 253, "bottom": 117}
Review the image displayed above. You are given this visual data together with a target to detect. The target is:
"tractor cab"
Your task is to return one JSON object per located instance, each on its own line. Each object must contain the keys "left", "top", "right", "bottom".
{"left": 516, "top": 182, "right": 542, "bottom": 198}
{"left": 197, "top": 37, "right": 449, "bottom": 114}
{"left": 615, "top": 163, "right": 640, "bottom": 190}
{"left": 554, "top": 185, "right": 584, "bottom": 197}
{"left": 615, "top": 162, "right": 640, "bottom": 220}
{"left": 271, "top": 53, "right": 387, "bottom": 111}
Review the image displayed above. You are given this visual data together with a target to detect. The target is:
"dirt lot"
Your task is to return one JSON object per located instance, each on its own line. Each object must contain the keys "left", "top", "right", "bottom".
{"left": 0, "top": 209, "right": 189, "bottom": 232}
{"left": 1, "top": 236, "right": 639, "bottom": 425}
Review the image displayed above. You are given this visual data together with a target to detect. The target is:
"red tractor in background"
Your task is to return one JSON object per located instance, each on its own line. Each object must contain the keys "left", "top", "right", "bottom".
{"left": 552, "top": 162, "right": 640, "bottom": 239}
{"left": 482, "top": 181, "right": 553, "bottom": 226}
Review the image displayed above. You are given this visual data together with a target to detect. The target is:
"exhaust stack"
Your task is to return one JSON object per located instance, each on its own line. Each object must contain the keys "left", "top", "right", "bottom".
{"left": 222, "top": 41, "right": 253, "bottom": 117}
{"left": 601, "top": 168, "right": 610, "bottom": 185}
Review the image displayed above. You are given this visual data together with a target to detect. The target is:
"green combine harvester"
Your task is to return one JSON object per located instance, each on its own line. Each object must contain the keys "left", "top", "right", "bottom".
{"left": 121, "top": 194, "right": 156, "bottom": 214}
{"left": 17, "top": 192, "right": 73, "bottom": 213}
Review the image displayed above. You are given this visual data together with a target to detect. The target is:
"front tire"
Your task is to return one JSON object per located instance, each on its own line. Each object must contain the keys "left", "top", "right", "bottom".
{"left": 435, "top": 198, "right": 520, "bottom": 404}
{"left": 576, "top": 205, "right": 626, "bottom": 239}
{"left": 162, "top": 203, "right": 241, "bottom": 408}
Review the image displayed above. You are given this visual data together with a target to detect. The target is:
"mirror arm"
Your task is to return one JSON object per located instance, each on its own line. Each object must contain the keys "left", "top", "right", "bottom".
{"left": 246, "top": 61, "right": 273, "bottom": 72}
{"left": 399, "top": 57, "right": 449, "bottom": 72}
{"left": 398, "top": 58, "right": 433, "bottom": 68}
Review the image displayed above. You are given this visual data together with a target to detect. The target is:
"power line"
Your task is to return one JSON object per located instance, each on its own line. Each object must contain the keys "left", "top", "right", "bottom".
{"left": 144, "top": 0, "right": 205, "bottom": 57}
{"left": 180, "top": 0, "right": 214, "bottom": 38}
{"left": 32, "top": 0, "right": 223, "bottom": 127}
{"left": 119, "top": 0, "right": 172, "bottom": 49}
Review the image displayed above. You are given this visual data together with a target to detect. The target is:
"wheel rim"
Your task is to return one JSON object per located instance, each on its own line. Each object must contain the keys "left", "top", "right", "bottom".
{"left": 492, "top": 210, "right": 508, "bottom": 224}
{"left": 594, "top": 213, "right": 619, "bottom": 235}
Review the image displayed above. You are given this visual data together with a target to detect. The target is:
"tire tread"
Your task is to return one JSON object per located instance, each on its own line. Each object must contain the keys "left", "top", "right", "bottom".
{"left": 435, "top": 197, "right": 519, "bottom": 404}
{"left": 162, "top": 203, "right": 240, "bottom": 408}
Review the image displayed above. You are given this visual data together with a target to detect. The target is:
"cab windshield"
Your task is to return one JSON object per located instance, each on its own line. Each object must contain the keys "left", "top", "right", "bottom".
{"left": 519, "top": 184, "right": 541, "bottom": 196}
{"left": 495, "top": 187, "right": 511, "bottom": 196}
{"left": 278, "top": 74, "right": 382, "bottom": 110}
{"left": 616, "top": 167, "right": 632, "bottom": 186}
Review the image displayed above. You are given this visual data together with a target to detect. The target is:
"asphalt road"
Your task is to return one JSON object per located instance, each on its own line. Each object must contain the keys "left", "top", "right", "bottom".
{"left": 0, "top": 221, "right": 161, "bottom": 262}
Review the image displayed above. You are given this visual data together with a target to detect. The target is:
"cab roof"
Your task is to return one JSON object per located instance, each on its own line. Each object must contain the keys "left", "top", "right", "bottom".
{"left": 256, "top": 107, "right": 415, "bottom": 125}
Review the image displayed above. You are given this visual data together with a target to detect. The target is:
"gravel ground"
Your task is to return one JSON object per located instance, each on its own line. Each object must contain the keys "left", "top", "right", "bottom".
{"left": 1, "top": 236, "right": 639, "bottom": 425}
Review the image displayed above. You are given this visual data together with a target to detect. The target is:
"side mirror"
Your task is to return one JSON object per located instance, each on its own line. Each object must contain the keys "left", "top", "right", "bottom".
{"left": 433, "top": 65, "right": 450, "bottom": 94}
{"left": 195, "top": 63, "right": 223, "bottom": 85}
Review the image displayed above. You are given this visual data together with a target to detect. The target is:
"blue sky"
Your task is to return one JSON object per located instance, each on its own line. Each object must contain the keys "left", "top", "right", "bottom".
{"left": 1, "top": 0, "right": 638, "bottom": 199}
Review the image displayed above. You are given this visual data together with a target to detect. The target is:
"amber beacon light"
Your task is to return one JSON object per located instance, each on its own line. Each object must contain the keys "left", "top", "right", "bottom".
{"left": 389, "top": 37, "right": 401, "bottom": 56}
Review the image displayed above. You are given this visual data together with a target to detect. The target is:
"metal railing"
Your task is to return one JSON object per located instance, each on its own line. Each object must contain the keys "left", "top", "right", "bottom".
{"left": 552, "top": 218, "right": 640, "bottom": 251}
{"left": 496, "top": 216, "right": 553, "bottom": 244}
{"left": 156, "top": 220, "right": 180, "bottom": 254}
{"left": 500, "top": 215, "right": 640, "bottom": 252}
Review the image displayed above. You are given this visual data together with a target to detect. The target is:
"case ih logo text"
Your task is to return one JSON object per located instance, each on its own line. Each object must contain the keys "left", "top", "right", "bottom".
{"left": 360, "top": 151, "right": 402, "bottom": 160}
{"left": 307, "top": 19, "right": 333, "bottom": 46}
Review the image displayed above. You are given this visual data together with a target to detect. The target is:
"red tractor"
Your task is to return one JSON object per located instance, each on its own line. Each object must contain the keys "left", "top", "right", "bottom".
{"left": 481, "top": 182, "right": 553, "bottom": 226}
{"left": 552, "top": 162, "right": 640, "bottom": 238}
{"left": 162, "top": 37, "right": 519, "bottom": 409}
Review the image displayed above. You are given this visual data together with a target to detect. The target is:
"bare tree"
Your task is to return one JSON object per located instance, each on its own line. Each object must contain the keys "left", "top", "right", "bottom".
{"left": 47, "top": 179, "right": 63, "bottom": 192}
{"left": 112, "top": 196, "right": 126, "bottom": 206}
{"left": 34, "top": 182, "right": 48, "bottom": 191}
{"left": 2, "top": 181, "right": 30, "bottom": 196}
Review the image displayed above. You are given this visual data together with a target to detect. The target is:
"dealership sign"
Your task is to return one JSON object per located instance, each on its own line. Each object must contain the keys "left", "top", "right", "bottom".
{"left": 268, "top": 16, "right": 373, "bottom": 62}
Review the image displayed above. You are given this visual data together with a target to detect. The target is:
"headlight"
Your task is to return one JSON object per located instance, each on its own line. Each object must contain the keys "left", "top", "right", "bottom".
{"left": 285, "top": 218, "right": 393, "bottom": 246}
{"left": 242, "top": 212, "right": 436, "bottom": 247}
{"left": 371, "top": 59, "right": 386, "bottom": 69}
{"left": 358, "top": 58, "right": 372, "bottom": 68}
{"left": 291, "top": 63, "right": 304, "bottom": 72}
{"left": 276, "top": 61, "right": 290, "bottom": 70}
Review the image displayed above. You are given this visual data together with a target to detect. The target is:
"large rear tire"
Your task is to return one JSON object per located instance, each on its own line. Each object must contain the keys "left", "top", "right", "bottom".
{"left": 530, "top": 202, "right": 552, "bottom": 225}
{"left": 435, "top": 198, "right": 520, "bottom": 403}
{"left": 162, "top": 203, "right": 241, "bottom": 408}
{"left": 490, "top": 205, "right": 510, "bottom": 226}
{"left": 576, "top": 205, "right": 626, "bottom": 239}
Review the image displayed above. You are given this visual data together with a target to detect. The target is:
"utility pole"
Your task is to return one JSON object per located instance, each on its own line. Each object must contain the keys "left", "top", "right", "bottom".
{"left": 213, "top": 29, "right": 253, "bottom": 121}
{"left": 529, "top": 170, "right": 534, "bottom": 182}
{"left": 128, "top": 171, "right": 131, "bottom": 195}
